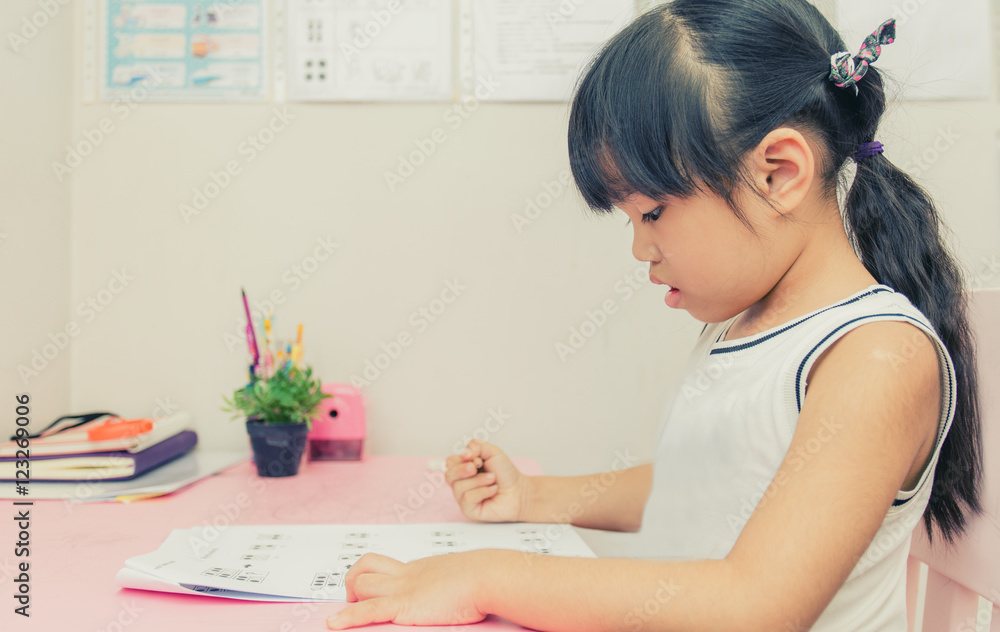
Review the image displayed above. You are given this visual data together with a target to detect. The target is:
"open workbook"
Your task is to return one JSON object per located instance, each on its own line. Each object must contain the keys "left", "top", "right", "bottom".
{"left": 117, "top": 523, "right": 597, "bottom": 602}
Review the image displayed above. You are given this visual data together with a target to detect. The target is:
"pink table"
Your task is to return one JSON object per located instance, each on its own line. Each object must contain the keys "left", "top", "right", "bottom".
{"left": 1, "top": 455, "right": 545, "bottom": 631}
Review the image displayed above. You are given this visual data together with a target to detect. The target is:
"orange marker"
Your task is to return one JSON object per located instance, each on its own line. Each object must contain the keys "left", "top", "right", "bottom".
{"left": 87, "top": 417, "right": 154, "bottom": 441}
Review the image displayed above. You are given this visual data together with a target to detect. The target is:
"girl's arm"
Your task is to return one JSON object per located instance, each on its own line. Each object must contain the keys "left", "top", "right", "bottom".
{"left": 330, "top": 321, "right": 942, "bottom": 631}
{"left": 448, "top": 440, "right": 653, "bottom": 533}
{"left": 520, "top": 464, "right": 654, "bottom": 532}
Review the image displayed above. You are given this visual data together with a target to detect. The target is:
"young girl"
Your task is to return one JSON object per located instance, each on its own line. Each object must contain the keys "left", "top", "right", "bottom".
{"left": 327, "top": 1, "right": 982, "bottom": 629}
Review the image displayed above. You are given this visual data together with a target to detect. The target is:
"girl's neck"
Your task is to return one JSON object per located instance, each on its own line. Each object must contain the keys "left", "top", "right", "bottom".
{"left": 724, "top": 210, "right": 878, "bottom": 342}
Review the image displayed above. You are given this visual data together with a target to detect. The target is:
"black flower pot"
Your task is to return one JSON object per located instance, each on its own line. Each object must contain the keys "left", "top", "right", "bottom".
{"left": 246, "top": 419, "right": 309, "bottom": 477}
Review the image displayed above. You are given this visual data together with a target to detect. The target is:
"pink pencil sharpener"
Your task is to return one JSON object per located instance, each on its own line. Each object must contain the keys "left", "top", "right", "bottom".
{"left": 308, "top": 383, "right": 366, "bottom": 461}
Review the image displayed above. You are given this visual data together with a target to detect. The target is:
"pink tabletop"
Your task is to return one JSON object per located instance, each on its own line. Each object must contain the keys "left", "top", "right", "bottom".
{"left": 1, "top": 455, "right": 545, "bottom": 631}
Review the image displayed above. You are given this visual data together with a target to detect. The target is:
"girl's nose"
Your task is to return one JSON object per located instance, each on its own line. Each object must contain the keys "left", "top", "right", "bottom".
{"left": 632, "top": 230, "right": 658, "bottom": 264}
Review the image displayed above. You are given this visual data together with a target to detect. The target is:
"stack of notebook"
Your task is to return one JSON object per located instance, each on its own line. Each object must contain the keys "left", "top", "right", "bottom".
{"left": 1, "top": 412, "right": 197, "bottom": 481}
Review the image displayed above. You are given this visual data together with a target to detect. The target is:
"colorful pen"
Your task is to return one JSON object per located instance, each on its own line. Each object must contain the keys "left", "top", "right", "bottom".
{"left": 241, "top": 288, "right": 260, "bottom": 378}
{"left": 293, "top": 324, "right": 304, "bottom": 367}
{"left": 263, "top": 317, "right": 274, "bottom": 378}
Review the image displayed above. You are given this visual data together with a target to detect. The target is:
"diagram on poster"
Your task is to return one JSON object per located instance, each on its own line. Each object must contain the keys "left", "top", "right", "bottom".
{"left": 101, "top": 0, "right": 267, "bottom": 101}
{"left": 466, "top": 0, "right": 635, "bottom": 102}
{"left": 117, "top": 522, "right": 596, "bottom": 601}
{"left": 286, "top": 0, "right": 452, "bottom": 101}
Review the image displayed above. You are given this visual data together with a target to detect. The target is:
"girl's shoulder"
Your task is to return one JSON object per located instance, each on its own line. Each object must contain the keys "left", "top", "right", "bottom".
{"left": 790, "top": 285, "right": 954, "bottom": 411}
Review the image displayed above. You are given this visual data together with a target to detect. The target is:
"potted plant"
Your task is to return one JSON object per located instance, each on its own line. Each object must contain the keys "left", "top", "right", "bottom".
{"left": 223, "top": 365, "right": 330, "bottom": 477}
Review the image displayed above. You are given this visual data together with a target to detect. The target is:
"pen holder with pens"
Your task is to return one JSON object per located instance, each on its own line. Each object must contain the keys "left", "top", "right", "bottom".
{"left": 307, "top": 383, "right": 366, "bottom": 461}
{"left": 227, "top": 291, "right": 339, "bottom": 475}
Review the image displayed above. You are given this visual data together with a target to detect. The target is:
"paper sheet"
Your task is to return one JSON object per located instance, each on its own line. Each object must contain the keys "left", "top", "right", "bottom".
{"left": 467, "top": 0, "right": 635, "bottom": 101}
{"left": 836, "top": 0, "right": 992, "bottom": 100}
{"left": 116, "top": 567, "right": 319, "bottom": 601}
{"left": 286, "top": 0, "right": 453, "bottom": 101}
{"left": 118, "top": 522, "right": 596, "bottom": 601}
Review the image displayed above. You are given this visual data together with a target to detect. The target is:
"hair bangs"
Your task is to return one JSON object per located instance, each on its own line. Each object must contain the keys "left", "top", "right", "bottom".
{"left": 569, "top": 6, "right": 731, "bottom": 214}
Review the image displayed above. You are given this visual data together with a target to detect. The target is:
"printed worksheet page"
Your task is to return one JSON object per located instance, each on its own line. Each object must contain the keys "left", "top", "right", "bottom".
{"left": 118, "top": 522, "right": 596, "bottom": 601}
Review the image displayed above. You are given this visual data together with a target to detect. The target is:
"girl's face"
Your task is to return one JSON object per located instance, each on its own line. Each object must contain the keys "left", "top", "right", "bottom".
{"left": 617, "top": 189, "right": 800, "bottom": 324}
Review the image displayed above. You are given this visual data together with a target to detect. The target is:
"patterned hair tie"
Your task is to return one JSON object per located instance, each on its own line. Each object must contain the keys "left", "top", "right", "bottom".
{"left": 852, "top": 141, "right": 884, "bottom": 162}
{"left": 829, "top": 18, "right": 896, "bottom": 95}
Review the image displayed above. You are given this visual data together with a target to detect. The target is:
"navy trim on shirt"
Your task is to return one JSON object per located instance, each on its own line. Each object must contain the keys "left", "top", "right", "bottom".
{"left": 709, "top": 287, "right": 893, "bottom": 356}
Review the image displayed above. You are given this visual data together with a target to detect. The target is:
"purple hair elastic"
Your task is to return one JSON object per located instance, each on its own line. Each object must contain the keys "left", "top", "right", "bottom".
{"left": 853, "top": 141, "right": 884, "bottom": 162}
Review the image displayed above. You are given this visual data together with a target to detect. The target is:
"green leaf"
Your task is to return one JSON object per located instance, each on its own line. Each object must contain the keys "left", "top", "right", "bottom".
{"left": 220, "top": 365, "right": 331, "bottom": 430}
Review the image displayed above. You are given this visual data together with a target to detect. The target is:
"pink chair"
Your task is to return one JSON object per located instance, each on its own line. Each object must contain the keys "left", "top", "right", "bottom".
{"left": 907, "top": 289, "right": 1000, "bottom": 632}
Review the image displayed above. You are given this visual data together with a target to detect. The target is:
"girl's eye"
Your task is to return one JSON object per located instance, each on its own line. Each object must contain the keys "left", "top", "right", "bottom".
{"left": 641, "top": 207, "right": 663, "bottom": 224}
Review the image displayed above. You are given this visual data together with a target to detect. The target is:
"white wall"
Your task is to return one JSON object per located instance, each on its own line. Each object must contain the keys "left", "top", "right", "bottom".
{"left": 62, "top": 96, "right": 701, "bottom": 473}
{"left": 1, "top": 1, "right": 73, "bottom": 431}
{"left": 2, "top": 1, "right": 998, "bottom": 529}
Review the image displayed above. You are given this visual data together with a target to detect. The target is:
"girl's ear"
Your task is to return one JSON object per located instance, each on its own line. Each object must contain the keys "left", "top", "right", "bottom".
{"left": 750, "top": 128, "right": 815, "bottom": 216}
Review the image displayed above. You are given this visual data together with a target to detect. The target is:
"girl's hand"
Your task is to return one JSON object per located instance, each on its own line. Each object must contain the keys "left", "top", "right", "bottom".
{"left": 326, "top": 551, "right": 488, "bottom": 629}
{"left": 445, "top": 439, "right": 532, "bottom": 522}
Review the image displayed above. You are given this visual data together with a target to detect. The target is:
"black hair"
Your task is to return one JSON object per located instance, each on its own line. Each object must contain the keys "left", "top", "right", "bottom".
{"left": 568, "top": 0, "right": 981, "bottom": 543}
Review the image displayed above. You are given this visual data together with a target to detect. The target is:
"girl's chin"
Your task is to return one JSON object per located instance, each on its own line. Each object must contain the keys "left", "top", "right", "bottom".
{"left": 665, "top": 288, "right": 682, "bottom": 309}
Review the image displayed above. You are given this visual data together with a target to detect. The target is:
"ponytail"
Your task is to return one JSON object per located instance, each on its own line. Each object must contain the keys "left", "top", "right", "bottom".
{"left": 846, "top": 151, "right": 983, "bottom": 543}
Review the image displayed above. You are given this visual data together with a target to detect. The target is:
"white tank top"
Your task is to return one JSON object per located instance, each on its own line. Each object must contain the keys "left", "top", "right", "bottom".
{"left": 639, "top": 285, "right": 956, "bottom": 631}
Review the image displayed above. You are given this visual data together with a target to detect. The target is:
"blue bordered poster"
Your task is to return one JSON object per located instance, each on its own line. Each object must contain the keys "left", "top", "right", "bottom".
{"left": 101, "top": 0, "right": 267, "bottom": 101}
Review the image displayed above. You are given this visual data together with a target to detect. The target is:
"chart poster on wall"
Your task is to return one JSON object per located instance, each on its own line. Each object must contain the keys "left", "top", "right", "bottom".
{"left": 101, "top": 0, "right": 267, "bottom": 101}
{"left": 286, "top": 0, "right": 452, "bottom": 102}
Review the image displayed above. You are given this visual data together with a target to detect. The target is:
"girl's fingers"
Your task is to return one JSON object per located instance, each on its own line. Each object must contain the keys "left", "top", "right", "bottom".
{"left": 444, "top": 461, "right": 473, "bottom": 485}
{"left": 458, "top": 483, "right": 499, "bottom": 516}
{"left": 350, "top": 571, "right": 394, "bottom": 601}
{"left": 445, "top": 458, "right": 485, "bottom": 485}
{"left": 445, "top": 451, "right": 478, "bottom": 468}
{"left": 327, "top": 597, "right": 397, "bottom": 630}
{"left": 458, "top": 440, "right": 491, "bottom": 468}
{"left": 466, "top": 439, "right": 504, "bottom": 462}
{"left": 451, "top": 471, "right": 495, "bottom": 500}
{"left": 347, "top": 552, "right": 405, "bottom": 576}
{"left": 343, "top": 553, "right": 404, "bottom": 601}
{"left": 446, "top": 443, "right": 483, "bottom": 471}
{"left": 463, "top": 440, "right": 483, "bottom": 460}
{"left": 446, "top": 439, "right": 503, "bottom": 487}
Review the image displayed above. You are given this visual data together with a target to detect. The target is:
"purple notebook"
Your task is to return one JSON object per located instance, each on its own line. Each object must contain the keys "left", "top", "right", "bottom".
{"left": 0, "top": 430, "right": 199, "bottom": 482}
